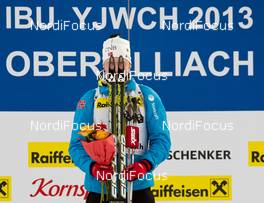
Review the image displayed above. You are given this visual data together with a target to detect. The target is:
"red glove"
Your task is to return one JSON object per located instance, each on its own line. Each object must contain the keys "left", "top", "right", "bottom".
{"left": 91, "top": 163, "right": 114, "bottom": 181}
{"left": 124, "top": 160, "right": 152, "bottom": 182}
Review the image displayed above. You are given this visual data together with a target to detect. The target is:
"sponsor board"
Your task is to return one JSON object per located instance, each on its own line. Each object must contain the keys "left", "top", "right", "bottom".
{"left": 0, "top": 176, "right": 12, "bottom": 201}
{"left": 248, "top": 141, "right": 264, "bottom": 166}
{"left": 168, "top": 150, "right": 232, "bottom": 161}
{"left": 28, "top": 142, "right": 74, "bottom": 167}
{"left": 152, "top": 176, "right": 232, "bottom": 201}
{"left": 30, "top": 178, "right": 88, "bottom": 200}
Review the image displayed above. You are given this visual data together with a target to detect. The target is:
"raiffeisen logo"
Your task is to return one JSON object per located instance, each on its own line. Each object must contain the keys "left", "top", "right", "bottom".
{"left": 28, "top": 142, "right": 74, "bottom": 167}
{"left": 30, "top": 178, "right": 88, "bottom": 200}
{"left": 95, "top": 98, "right": 111, "bottom": 109}
{"left": 95, "top": 97, "right": 143, "bottom": 109}
{"left": 0, "top": 176, "right": 12, "bottom": 201}
{"left": 248, "top": 141, "right": 264, "bottom": 166}
{"left": 152, "top": 176, "right": 232, "bottom": 201}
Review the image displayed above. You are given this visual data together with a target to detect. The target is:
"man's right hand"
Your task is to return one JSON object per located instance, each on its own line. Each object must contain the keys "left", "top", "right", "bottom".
{"left": 90, "top": 162, "right": 114, "bottom": 181}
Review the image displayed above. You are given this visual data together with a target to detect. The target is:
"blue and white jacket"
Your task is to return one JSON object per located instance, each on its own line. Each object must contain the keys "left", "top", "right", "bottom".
{"left": 69, "top": 78, "right": 171, "bottom": 193}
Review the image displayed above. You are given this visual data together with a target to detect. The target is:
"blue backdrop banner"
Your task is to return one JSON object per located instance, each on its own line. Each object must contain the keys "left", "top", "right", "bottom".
{"left": 0, "top": 1, "right": 263, "bottom": 111}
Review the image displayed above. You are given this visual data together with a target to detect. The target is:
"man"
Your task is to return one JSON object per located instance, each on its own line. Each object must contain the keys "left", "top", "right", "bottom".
{"left": 69, "top": 34, "right": 171, "bottom": 203}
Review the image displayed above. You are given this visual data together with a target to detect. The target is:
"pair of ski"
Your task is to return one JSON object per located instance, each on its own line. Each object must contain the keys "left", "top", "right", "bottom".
{"left": 107, "top": 55, "right": 143, "bottom": 203}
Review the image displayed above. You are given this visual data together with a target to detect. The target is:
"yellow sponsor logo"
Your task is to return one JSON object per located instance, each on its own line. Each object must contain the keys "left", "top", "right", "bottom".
{"left": 95, "top": 97, "right": 143, "bottom": 109}
{"left": 0, "top": 176, "right": 11, "bottom": 201}
{"left": 248, "top": 141, "right": 264, "bottom": 166}
{"left": 96, "top": 98, "right": 111, "bottom": 108}
{"left": 152, "top": 176, "right": 232, "bottom": 201}
{"left": 28, "top": 142, "right": 74, "bottom": 167}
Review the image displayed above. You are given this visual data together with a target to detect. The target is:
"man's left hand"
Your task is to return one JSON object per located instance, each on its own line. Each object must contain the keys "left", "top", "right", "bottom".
{"left": 124, "top": 160, "right": 152, "bottom": 182}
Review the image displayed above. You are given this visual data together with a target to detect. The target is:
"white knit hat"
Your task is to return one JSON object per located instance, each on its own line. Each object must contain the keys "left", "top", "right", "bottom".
{"left": 102, "top": 35, "right": 131, "bottom": 64}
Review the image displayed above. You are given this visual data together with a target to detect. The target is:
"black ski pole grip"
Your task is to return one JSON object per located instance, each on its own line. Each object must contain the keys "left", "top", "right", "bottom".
{"left": 108, "top": 55, "right": 116, "bottom": 82}
{"left": 118, "top": 55, "right": 125, "bottom": 74}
